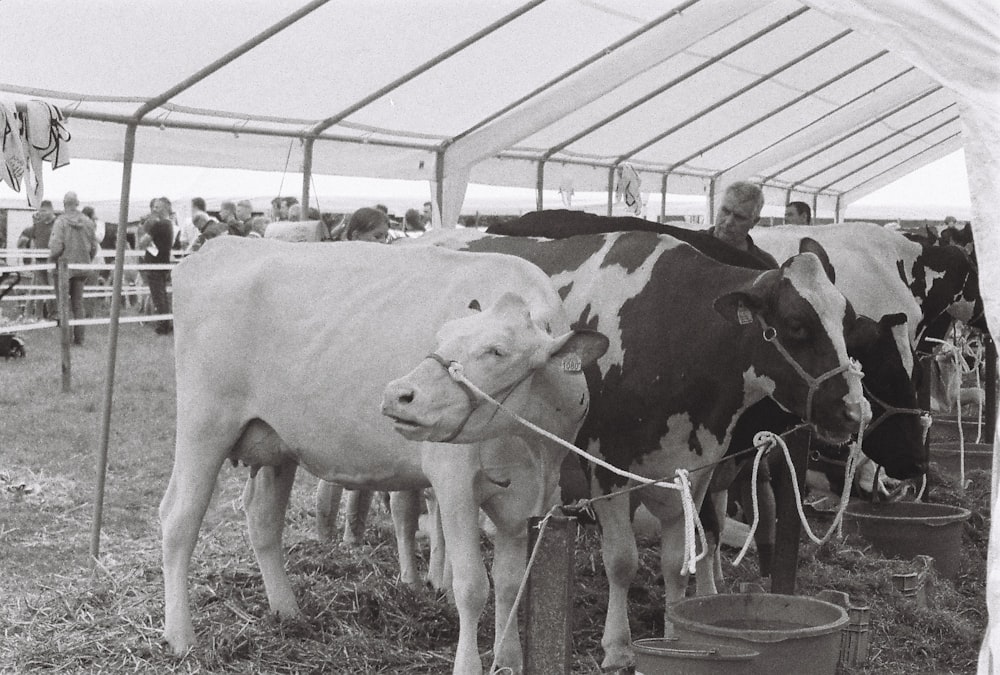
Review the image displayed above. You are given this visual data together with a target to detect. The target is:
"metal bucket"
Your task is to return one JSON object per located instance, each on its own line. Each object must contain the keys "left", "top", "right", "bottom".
{"left": 633, "top": 638, "right": 758, "bottom": 675}
{"left": 843, "top": 501, "right": 971, "bottom": 578}
{"left": 666, "top": 594, "right": 847, "bottom": 675}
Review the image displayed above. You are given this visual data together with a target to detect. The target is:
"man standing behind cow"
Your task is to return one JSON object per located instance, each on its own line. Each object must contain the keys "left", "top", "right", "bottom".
{"left": 138, "top": 197, "right": 175, "bottom": 335}
{"left": 784, "top": 200, "right": 813, "bottom": 225}
{"left": 48, "top": 191, "right": 97, "bottom": 345}
{"left": 707, "top": 181, "right": 779, "bottom": 268}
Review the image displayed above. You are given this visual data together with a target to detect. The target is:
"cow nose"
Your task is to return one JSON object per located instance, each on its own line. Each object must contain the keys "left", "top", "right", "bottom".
{"left": 384, "top": 380, "right": 416, "bottom": 406}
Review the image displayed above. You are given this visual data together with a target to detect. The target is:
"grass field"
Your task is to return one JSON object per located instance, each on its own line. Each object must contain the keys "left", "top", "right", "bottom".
{"left": 0, "top": 323, "right": 989, "bottom": 673}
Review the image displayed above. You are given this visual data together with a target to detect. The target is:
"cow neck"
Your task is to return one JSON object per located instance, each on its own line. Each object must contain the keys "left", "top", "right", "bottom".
{"left": 425, "top": 352, "right": 536, "bottom": 442}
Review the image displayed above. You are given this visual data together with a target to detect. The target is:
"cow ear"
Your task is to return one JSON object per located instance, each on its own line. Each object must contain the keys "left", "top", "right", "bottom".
{"left": 879, "top": 312, "right": 908, "bottom": 329}
{"left": 468, "top": 299, "right": 481, "bottom": 312}
{"left": 549, "top": 329, "right": 609, "bottom": 370}
{"left": 798, "top": 237, "right": 836, "bottom": 284}
{"left": 845, "top": 315, "right": 878, "bottom": 358}
{"left": 713, "top": 290, "right": 764, "bottom": 326}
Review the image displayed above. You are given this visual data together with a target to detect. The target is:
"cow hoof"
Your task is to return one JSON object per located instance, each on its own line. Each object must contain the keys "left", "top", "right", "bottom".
{"left": 162, "top": 630, "right": 195, "bottom": 657}
{"left": 601, "top": 648, "right": 634, "bottom": 673}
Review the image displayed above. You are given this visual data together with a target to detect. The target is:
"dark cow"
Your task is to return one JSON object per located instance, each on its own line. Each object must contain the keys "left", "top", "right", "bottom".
{"left": 418, "top": 227, "right": 864, "bottom": 669}
{"left": 489, "top": 212, "right": 927, "bottom": 585}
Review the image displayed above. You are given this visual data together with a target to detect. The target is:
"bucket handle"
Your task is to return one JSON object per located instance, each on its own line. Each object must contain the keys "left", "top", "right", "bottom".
{"left": 645, "top": 646, "right": 720, "bottom": 657}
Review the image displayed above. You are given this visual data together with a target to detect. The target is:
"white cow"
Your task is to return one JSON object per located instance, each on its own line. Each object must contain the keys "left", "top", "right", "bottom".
{"left": 159, "top": 237, "right": 607, "bottom": 675}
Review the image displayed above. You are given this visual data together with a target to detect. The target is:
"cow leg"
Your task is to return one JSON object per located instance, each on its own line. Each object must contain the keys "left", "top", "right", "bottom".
{"left": 424, "top": 489, "right": 448, "bottom": 591}
{"left": 244, "top": 462, "right": 300, "bottom": 618}
{"left": 426, "top": 464, "right": 489, "bottom": 675}
{"left": 694, "top": 490, "right": 726, "bottom": 595}
{"left": 315, "top": 480, "right": 342, "bottom": 541}
{"left": 390, "top": 490, "right": 421, "bottom": 585}
{"left": 343, "top": 489, "right": 375, "bottom": 545}
{"left": 160, "top": 433, "right": 229, "bottom": 655}
{"left": 591, "top": 490, "right": 638, "bottom": 670}
{"left": 739, "top": 467, "right": 776, "bottom": 578}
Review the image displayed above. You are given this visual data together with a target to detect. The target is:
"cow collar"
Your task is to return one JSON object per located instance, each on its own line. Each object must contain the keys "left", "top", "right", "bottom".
{"left": 424, "top": 352, "right": 537, "bottom": 443}
{"left": 756, "top": 314, "right": 863, "bottom": 427}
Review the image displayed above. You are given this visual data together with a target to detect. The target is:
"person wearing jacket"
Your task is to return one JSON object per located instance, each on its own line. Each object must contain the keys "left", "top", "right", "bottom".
{"left": 49, "top": 191, "right": 97, "bottom": 345}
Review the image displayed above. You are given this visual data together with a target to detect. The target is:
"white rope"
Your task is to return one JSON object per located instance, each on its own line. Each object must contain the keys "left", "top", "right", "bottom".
{"left": 731, "top": 406, "right": 870, "bottom": 565}
{"left": 447, "top": 364, "right": 707, "bottom": 575}
{"left": 927, "top": 328, "right": 986, "bottom": 487}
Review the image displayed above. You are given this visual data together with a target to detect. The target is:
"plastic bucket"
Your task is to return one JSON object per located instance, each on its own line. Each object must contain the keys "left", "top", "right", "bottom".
{"left": 843, "top": 501, "right": 971, "bottom": 578}
{"left": 930, "top": 441, "right": 993, "bottom": 478}
{"left": 633, "top": 638, "right": 758, "bottom": 675}
{"left": 666, "top": 594, "right": 847, "bottom": 675}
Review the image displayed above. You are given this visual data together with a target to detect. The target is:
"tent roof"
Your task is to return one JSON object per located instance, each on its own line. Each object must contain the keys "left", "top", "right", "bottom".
{"left": 0, "top": 0, "right": 985, "bottom": 216}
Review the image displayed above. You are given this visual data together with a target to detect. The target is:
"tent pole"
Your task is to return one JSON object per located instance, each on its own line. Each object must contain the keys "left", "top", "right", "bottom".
{"left": 606, "top": 166, "right": 616, "bottom": 216}
{"left": 91, "top": 122, "right": 137, "bottom": 564}
{"left": 535, "top": 161, "right": 545, "bottom": 211}
{"left": 302, "top": 138, "right": 314, "bottom": 218}
{"left": 660, "top": 173, "right": 668, "bottom": 222}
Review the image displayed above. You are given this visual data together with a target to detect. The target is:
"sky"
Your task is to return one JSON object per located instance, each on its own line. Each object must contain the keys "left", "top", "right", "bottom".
{"left": 0, "top": 148, "right": 972, "bottom": 222}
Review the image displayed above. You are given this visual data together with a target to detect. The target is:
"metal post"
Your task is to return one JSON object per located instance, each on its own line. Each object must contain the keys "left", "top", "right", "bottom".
{"left": 91, "top": 123, "right": 137, "bottom": 563}
{"left": 524, "top": 515, "right": 576, "bottom": 675}
{"left": 606, "top": 166, "right": 616, "bottom": 216}
{"left": 535, "top": 161, "right": 545, "bottom": 211}
{"left": 985, "top": 335, "right": 997, "bottom": 441}
{"left": 771, "top": 426, "right": 810, "bottom": 594}
{"left": 301, "top": 137, "right": 314, "bottom": 218}
{"left": 56, "top": 259, "right": 71, "bottom": 392}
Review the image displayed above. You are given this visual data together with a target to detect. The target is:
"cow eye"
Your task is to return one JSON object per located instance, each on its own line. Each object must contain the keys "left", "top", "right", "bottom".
{"left": 785, "top": 320, "right": 808, "bottom": 340}
{"left": 487, "top": 346, "right": 506, "bottom": 358}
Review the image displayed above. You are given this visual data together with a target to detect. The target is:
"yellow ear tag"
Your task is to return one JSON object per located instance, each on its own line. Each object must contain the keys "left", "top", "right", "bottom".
{"left": 737, "top": 302, "right": 754, "bottom": 325}
{"left": 562, "top": 354, "right": 582, "bottom": 372}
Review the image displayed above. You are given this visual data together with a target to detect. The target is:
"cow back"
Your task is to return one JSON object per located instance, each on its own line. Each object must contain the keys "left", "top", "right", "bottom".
{"left": 171, "top": 237, "right": 568, "bottom": 488}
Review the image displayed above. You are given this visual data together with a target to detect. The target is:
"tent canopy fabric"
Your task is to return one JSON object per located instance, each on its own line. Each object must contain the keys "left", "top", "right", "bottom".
{"left": 0, "top": 0, "right": 988, "bottom": 222}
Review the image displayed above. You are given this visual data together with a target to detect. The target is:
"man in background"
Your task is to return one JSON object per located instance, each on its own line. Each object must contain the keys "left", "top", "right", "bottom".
{"left": 17, "top": 199, "right": 57, "bottom": 318}
{"left": 707, "top": 181, "right": 778, "bottom": 268}
{"left": 137, "top": 196, "right": 175, "bottom": 335}
{"left": 48, "top": 191, "right": 97, "bottom": 345}
{"left": 784, "top": 201, "right": 812, "bottom": 225}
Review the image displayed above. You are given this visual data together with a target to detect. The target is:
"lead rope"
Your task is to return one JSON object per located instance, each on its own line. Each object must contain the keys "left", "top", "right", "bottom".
{"left": 443, "top": 364, "right": 708, "bottom": 573}
{"left": 927, "top": 328, "right": 986, "bottom": 488}
{"left": 732, "top": 403, "right": 870, "bottom": 566}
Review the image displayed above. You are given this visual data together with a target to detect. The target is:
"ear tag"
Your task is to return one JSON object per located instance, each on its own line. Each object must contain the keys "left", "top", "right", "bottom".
{"left": 736, "top": 302, "right": 754, "bottom": 325}
{"left": 562, "top": 354, "right": 582, "bottom": 372}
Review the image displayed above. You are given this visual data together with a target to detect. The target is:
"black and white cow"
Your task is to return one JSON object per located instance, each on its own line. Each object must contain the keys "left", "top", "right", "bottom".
{"left": 418, "top": 227, "right": 864, "bottom": 669}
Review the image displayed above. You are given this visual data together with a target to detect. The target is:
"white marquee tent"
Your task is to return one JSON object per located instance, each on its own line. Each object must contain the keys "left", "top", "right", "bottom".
{"left": 2, "top": 0, "right": 999, "bottom": 668}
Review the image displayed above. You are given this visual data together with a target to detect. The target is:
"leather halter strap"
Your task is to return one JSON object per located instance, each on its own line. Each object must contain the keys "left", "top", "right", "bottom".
{"left": 757, "top": 315, "right": 861, "bottom": 426}
{"left": 860, "top": 381, "right": 929, "bottom": 439}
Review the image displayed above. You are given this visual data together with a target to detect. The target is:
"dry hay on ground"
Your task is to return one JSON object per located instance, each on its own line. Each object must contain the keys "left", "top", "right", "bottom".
{"left": 0, "top": 325, "right": 990, "bottom": 673}
{"left": 2, "top": 466, "right": 987, "bottom": 674}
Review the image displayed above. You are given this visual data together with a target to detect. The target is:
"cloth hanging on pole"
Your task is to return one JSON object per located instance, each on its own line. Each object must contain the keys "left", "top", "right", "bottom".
{"left": 20, "top": 99, "right": 72, "bottom": 207}
{"left": 0, "top": 98, "right": 26, "bottom": 193}
{"left": 615, "top": 163, "right": 643, "bottom": 216}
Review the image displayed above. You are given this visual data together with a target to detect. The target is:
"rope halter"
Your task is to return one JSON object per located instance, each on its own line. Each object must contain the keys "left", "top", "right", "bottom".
{"left": 756, "top": 315, "right": 864, "bottom": 427}
{"left": 424, "top": 352, "right": 537, "bottom": 443}
{"left": 860, "top": 381, "right": 929, "bottom": 439}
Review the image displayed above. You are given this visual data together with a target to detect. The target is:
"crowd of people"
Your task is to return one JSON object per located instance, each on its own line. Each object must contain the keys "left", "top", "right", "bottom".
{"left": 10, "top": 192, "right": 436, "bottom": 338}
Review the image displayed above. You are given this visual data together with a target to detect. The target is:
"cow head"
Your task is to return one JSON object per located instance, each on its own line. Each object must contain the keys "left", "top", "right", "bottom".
{"left": 845, "top": 312, "right": 928, "bottom": 479}
{"left": 714, "top": 238, "right": 864, "bottom": 444}
{"left": 912, "top": 242, "right": 985, "bottom": 346}
{"left": 382, "top": 292, "right": 608, "bottom": 443}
